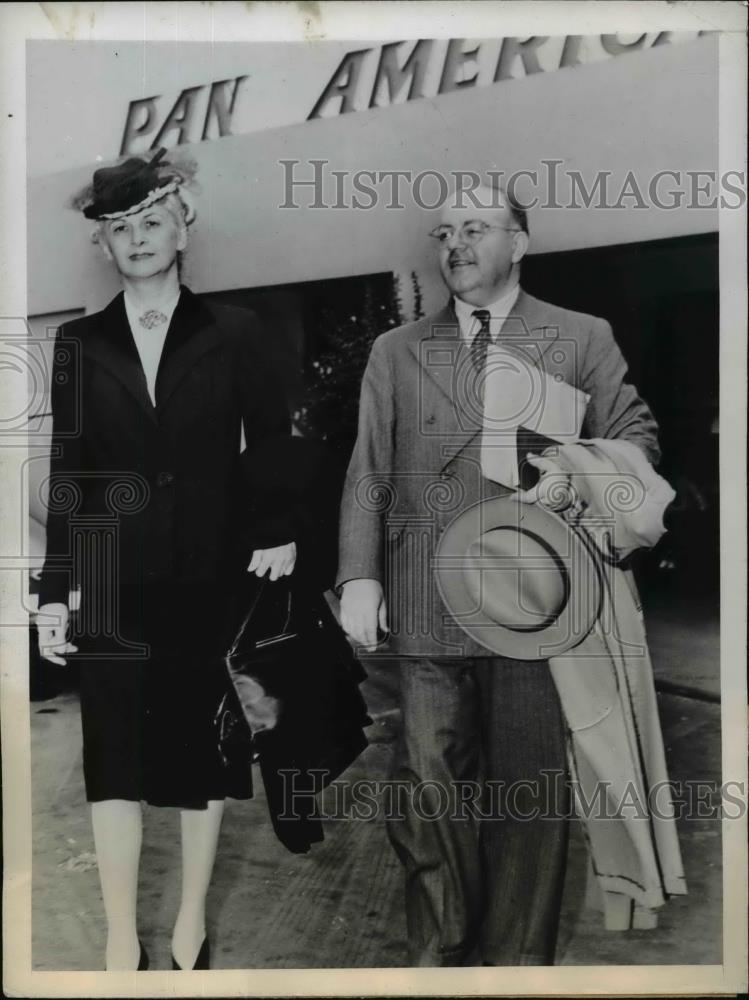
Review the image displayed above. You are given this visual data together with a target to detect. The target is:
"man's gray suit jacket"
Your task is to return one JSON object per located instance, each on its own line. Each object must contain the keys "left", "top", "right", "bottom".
{"left": 337, "top": 290, "right": 660, "bottom": 658}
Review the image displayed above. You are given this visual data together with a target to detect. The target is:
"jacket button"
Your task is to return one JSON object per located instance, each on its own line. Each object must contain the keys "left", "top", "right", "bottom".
{"left": 156, "top": 471, "right": 175, "bottom": 487}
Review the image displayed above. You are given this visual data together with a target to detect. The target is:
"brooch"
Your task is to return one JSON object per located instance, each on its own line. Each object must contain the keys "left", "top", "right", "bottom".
{"left": 138, "top": 309, "right": 168, "bottom": 329}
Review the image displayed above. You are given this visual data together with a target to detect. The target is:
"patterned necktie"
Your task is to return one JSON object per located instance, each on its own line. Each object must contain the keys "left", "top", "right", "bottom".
{"left": 470, "top": 309, "right": 492, "bottom": 372}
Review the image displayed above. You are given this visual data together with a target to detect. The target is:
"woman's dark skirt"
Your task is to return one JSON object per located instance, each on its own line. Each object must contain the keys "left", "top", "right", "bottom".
{"left": 72, "top": 580, "right": 252, "bottom": 809}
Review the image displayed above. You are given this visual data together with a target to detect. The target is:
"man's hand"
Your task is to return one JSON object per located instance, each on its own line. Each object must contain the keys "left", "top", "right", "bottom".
{"left": 248, "top": 542, "right": 297, "bottom": 581}
{"left": 37, "top": 602, "right": 78, "bottom": 665}
{"left": 340, "top": 578, "right": 388, "bottom": 652}
{"left": 512, "top": 453, "right": 574, "bottom": 511}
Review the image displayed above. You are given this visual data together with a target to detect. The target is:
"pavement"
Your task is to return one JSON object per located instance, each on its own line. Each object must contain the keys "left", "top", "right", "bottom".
{"left": 30, "top": 586, "right": 723, "bottom": 971}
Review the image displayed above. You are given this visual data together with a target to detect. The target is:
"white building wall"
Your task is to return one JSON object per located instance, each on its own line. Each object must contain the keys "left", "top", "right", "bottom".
{"left": 28, "top": 35, "right": 718, "bottom": 318}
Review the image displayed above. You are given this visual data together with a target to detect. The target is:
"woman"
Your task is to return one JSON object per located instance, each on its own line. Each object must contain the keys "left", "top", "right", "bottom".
{"left": 36, "top": 149, "right": 296, "bottom": 972}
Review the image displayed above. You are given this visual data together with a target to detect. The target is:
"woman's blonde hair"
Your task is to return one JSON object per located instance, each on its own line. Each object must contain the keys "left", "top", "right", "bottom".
{"left": 90, "top": 186, "right": 196, "bottom": 247}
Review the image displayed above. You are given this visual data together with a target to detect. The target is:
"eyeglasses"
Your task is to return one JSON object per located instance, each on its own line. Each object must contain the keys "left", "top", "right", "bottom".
{"left": 428, "top": 222, "right": 521, "bottom": 246}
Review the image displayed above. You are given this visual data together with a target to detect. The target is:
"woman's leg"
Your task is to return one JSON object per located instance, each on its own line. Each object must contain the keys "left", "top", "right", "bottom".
{"left": 90, "top": 799, "right": 143, "bottom": 970}
{"left": 172, "top": 800, "right": 225, "bottom": 969}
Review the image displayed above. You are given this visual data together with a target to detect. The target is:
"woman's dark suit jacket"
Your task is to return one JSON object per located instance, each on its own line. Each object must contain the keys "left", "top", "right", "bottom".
{"left": 38, "top": 286, "right": 291, "bottom": 619}
{"left": 37, "top": 286, "right": 370, "bottom": 822}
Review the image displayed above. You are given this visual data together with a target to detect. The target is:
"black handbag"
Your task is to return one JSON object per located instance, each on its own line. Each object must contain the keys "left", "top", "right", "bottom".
{"left": 214, "top": 573, "right": 371, "bottom": 852}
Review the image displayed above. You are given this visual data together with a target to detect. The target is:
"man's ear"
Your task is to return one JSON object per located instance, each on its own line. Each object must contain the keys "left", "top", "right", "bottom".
{"left": 511, "top": 230, "right": 529, "bottom": 265}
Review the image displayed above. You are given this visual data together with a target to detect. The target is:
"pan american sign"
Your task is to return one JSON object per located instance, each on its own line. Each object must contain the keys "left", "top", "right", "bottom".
{"left": 120, "top": 33, "right": 712, "bottom": 155}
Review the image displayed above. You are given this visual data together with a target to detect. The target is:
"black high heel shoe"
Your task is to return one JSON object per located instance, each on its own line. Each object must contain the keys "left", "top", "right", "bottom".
{"left": 171, "top": 937, "right": 210, "bottom": 971}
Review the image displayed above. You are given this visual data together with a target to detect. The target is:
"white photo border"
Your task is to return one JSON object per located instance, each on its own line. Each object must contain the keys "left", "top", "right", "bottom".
{"left": 1, "top": 2, "right": 746, "bottom": 997}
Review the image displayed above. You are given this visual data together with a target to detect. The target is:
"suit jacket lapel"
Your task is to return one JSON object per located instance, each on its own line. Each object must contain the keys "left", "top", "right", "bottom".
{"left": 406, "top": 304, "right": 481, "bottom": 470}
{"left": 407, "top": 290, "right": 562, "bottom": 471}
{"left": 84, "top": 287, "right": 226, "bottom": 423}
{"left": 497, "top": 288, "right": 560, "bottom": 368}
{"left": 85, "top": 293, "right": 158, "bottom": 423}
{"left": 154, "top": 286, "right": 222, "bottom": 411}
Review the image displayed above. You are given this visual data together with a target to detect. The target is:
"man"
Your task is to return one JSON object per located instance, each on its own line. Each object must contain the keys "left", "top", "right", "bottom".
{"left": 337, "top": 183, "right": 660, "bottom": 966}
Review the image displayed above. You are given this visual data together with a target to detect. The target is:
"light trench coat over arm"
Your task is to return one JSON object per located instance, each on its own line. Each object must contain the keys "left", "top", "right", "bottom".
{"left": 547, "top": 439, "right": 687, "bottom": 929}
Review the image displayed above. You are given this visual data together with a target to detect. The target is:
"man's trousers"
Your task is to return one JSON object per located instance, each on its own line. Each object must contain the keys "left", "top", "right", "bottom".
{"left": 387, "top": 657, "right": 570, "bottom": 966}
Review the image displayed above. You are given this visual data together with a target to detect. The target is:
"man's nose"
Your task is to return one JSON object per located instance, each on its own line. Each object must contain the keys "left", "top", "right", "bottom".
{"left": 444, "top": 228, "right": 468, "bottom": 249}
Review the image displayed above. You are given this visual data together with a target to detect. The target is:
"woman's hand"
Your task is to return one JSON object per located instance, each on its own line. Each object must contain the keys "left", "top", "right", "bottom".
{"left": 247, "top": 542, "right": 297, "bottom": 581}
{"left": 36, "top": 602, "right": 78, "bottom": 665}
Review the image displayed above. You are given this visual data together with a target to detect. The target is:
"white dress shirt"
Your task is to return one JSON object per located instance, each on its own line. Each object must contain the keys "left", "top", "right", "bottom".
{"left": 453, "top": 283, "right": 521, "bottom": 345}
{"left": 123, "top": 290, "right": 181, "bottom": 405}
